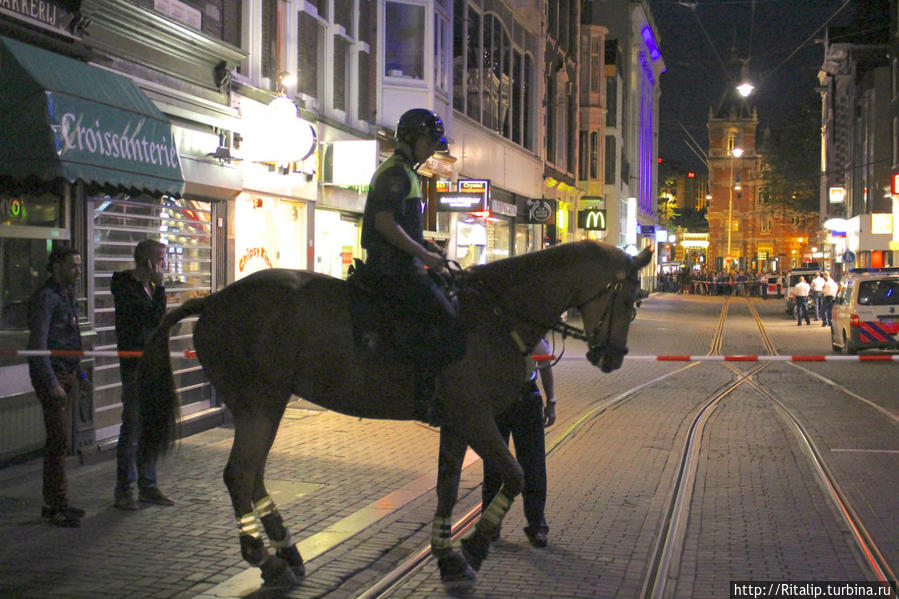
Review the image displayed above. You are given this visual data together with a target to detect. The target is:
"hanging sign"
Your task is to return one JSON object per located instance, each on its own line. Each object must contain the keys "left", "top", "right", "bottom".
{"left": 577, "top": 208, "right": 607, "bottom": 230}
{"left": 526, "top": 198, "right": 554, "bottom": 224}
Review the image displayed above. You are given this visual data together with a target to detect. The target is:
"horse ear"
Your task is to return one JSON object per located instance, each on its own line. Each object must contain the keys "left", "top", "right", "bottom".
{"left": 631, "top": 247, "right": 653, "bottom": 270}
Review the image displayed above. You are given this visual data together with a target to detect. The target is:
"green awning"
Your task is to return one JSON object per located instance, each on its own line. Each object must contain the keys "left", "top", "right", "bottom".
{"left": 0, "top": 36, "right": 184, "bottom": 196}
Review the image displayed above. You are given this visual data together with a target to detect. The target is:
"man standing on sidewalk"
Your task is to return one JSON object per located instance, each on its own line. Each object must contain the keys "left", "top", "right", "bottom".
{"left": 483, "top": 338, "right": 556, "bottom": 547}
{"left": 112, "top": 240, "right": 174, "bottom": 510}
{"left": 28, "top": 246, "right": 87, "bottom": 527}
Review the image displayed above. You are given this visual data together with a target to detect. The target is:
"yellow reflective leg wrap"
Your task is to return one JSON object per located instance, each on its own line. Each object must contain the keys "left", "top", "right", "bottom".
{"left": 238, "top": 511, "right": 262, "bottom": 539}
{"left": 477, "top": 485, "right": 513, "bottom": 535}
{"left": 431, "top": 515, "right": 454, "bottom": 554}
{"left": 255, "top": 495, "right": 293, "bottom": 549}
{"left": 254, "top": 495, "right": 275, "bottom": 518}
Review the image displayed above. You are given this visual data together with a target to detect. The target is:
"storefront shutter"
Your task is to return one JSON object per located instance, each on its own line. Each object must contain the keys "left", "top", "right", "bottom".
{"left": 89, "top": 195, "right": 215, "bottom": 443}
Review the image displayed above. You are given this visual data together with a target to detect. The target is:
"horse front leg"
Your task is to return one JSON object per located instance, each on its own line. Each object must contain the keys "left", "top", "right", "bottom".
{"left": 432, "top": 424, "right": 477, "bottom": 590}
{"left": 460, "top": 416, "right": 523, "bottom": 572}
{"left": 252, "top": 424, "right": 305, "bottom": 581}
{"left": 224, "top": 410, "right": 297, "bottom": 588}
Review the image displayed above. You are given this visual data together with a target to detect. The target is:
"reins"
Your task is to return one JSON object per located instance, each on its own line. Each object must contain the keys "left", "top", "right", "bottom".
{"left": 456, "top": 265, "right": 629, "bottom": 367}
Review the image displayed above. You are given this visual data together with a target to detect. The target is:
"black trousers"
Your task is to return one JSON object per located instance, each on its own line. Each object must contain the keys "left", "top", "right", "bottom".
{"left": 482, "top": 382, "right": 548, "bottom": 534}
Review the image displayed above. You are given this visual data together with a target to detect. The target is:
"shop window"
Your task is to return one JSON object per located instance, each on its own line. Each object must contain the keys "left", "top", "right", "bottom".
{"left": 358, "top": 50, "right": 372, "bottom": 121}
{"left": 578, "top": 131, "right": 588, "bottom": 180}
{"left": 334, "top": 0, "right": 354, "bottom": 37}
{"left": 385, "top": 2, "right": 425, "bottom": 80}
{"left": 605, "top": 136, "right": 616, "bottom": 184}
{"left": 511, "top": 50, "right": 522, "bottom": 144}
{"left": 150, "top": 0, "right": 241, "bottom": 46}
{"left": 435, "top": 11, "right": 450, "bottom": 94}
{"left": 298, "top": 11, "right": 324, "bottom": 102}
{"left": 452, "top": 0, "right": 466, "bottom": 112}
{"left": 483, "top": 14, "right": 511, "bottom": 132}
{"left": 465, "top": 5, "right": 481, "bottom": 118}
{"left": 606, "top": 76, "right": 617, "bottom": 127}
{"left": 1, "top": 189, "right": 66, "bottom": 330}
{"left": 524, "top": 54, "right": 533, "bottom": 150}
{"left": 333, "top": 35, "right": 350, "bottom": 113}
{"left": 261, "top": 0, "right": 279, "bottom": 88}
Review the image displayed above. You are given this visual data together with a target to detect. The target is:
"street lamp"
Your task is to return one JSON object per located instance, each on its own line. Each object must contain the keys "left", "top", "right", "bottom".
{"left": 726, "top": 147, "right": 743, "bottom": 269}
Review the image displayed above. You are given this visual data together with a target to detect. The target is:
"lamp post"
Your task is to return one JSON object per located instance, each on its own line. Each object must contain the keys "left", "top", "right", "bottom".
{"left": 726, "top": 147, "right": 743, "bottom": 269}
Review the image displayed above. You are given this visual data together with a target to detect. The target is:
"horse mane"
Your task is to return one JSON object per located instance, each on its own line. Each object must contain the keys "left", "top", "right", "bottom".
{"left": 465, "top": 240, "right": 627, "bottom": 285}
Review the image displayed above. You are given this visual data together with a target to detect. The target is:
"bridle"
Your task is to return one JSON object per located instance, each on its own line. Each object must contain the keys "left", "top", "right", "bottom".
{"left": 456, "top": 262, "right": 639, "bottom": 365}
{"left": 552, "top": 276, "right": 639, "bottom": 366}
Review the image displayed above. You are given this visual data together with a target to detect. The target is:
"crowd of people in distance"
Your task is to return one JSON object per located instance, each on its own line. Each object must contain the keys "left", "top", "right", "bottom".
{"left": 656, "top": 268, "right": 781, "bottom": 297}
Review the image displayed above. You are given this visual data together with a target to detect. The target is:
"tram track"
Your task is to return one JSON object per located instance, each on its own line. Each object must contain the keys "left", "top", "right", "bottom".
{"left": 352, "top": 295, "right": 894, "bottom": 598}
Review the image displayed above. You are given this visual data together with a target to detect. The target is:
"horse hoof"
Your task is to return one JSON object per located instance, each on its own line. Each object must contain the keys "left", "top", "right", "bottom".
{"left": 438, "top": 551, "right": 476, "bottom": 590}
{"left": 276, "top": 545, "right": 306, "bottom": 579}
{"left": 460, "top": 534, "right": 490, "bottom": 572}
{"left": 260, "top": 555, "right": 299, "bottom": 588}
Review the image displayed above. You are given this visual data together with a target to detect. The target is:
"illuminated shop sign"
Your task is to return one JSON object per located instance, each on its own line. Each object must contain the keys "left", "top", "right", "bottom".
{"left": 829, "top": 187, "right": 845, "bottom": 204}
{"left": 578, "top": 209, "right": 607, "bottom": 230}
{"left": 437, "top": 193, "right": 485, "bottom": 212}
{"left": 438, "top": 179, "right": 489, "bottom": 212}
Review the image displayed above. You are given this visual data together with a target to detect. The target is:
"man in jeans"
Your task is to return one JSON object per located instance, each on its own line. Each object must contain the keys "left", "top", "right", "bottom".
{"left": 821, "top": 273, "right": 839, "bottom": 327}
{"left": 793, "top": 276, "right": 811, "bottom": 326}
{"left": 28, "top": 246, "right": 87, "bottom": 527}
{"left": 112, "top": 240, "right": 174, "bottom": 510}
{"left": 810, "top": 272, "right": 826, "bottom": 321}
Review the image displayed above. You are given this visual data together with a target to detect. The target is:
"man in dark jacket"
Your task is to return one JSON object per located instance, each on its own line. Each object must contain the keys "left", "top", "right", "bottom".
{"left": 28, "top": 246, "right": 86, "bottom": 527}
{"left": 112, "top": 239, "right": 174, "bottom": 510}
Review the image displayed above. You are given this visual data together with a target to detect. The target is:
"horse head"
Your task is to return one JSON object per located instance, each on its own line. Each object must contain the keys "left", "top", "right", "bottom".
{"left": 578, "top": 246, "right": 653, "bottom": 373}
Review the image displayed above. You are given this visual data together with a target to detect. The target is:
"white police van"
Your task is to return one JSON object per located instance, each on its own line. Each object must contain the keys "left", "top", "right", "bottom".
{"left": 830, "top": 267, "right": 899, "bottom": 354}
{"left": 784, "top": 267, "right": 820, "bottom": 315}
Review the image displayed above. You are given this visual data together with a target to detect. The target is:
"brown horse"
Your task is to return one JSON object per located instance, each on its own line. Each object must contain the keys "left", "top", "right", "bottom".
{"left": 137, "top": 241, "right": 652, "bottom": 590}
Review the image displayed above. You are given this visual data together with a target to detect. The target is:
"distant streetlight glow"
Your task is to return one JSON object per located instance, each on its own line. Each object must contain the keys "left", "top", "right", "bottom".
{"left": 726, "top": 148, "right": 743, "bottom": 269}
{"left": 736, "top": 81, "right": 754, "bottom": 97}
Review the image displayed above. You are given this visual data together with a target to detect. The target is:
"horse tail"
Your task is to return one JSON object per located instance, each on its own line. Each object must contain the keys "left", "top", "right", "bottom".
{"left": 138, "top": 297, "right": 207, "bottom": 457}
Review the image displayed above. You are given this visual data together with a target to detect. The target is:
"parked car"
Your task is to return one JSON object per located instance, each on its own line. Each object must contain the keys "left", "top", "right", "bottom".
{"left": 784, "top": 268, "right": 820, "bottom": 314}
{"left": 830, "top": 268, "right": 899, "bottom": 354}
{"left": 764, "top": 275, "right": 783, "bottom": 298}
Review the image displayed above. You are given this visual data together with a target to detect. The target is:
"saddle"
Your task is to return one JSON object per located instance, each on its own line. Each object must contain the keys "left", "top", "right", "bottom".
{"left": 346, "top": 259, "right": 465, "bottom": 367}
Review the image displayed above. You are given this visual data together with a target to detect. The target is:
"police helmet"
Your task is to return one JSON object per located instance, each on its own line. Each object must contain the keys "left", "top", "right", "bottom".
{"left": 395, "top": 108, "right": 448, "bottom": 152}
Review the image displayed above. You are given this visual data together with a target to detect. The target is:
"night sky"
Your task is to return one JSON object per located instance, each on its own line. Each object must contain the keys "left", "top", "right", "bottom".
{"left": 649, "top": 0, "right": 856, "bottom": 173}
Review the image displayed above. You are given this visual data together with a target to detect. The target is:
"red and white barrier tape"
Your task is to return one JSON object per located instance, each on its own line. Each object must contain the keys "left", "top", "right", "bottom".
{"left": 0, "top": 349, "right": 197, "bottom": 359}
{"left": 1, "top": 350, "right": 896, "bottom": 362}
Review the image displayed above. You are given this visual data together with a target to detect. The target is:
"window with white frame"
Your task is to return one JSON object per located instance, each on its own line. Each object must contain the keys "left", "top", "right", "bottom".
{"left": 385, "top": 2, "right": 425, "bottom": 80}
{"left": 295, "top": 0, "right": 373, "bottom": 123}
{"left": 297, "top": 10, "right": 325, "bottom": 104}
{"left": 434, "top": 8, "right": 450, "bottom": 95}
{"left": 453, "top": 1, "right": 535, "bottom": 151}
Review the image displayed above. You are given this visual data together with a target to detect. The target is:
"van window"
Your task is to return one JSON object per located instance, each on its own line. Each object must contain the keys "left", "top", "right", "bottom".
{"left": 837, "top": 280, "right": 852, "bottom": 305}
{"left": 856, "top": 280, "right": 899, "bottom": 306}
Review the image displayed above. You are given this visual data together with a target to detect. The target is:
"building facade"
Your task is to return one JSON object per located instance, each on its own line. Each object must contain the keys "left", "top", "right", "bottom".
{"left": 818, "top": 1, "right": 895, "bottom": 274}
{"left": 578, "top": 0, "right": 664, "bottom": 285}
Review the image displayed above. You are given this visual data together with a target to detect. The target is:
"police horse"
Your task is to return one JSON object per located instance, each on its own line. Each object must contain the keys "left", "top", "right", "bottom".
{"left": 137, "top": 241, "right": 652, "bottom": 590}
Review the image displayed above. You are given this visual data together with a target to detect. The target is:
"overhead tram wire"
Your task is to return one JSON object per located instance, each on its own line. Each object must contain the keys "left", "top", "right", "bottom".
{"left": 676, "top": 0, "right": 853, "bottom": 89}
{"left": 759, "top": 0, "right": 852, "bottom": 84}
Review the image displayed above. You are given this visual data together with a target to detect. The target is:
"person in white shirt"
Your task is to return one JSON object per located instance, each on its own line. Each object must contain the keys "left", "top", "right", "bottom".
{"left": 810, "top": 272, "right": 826, "bottom": 321}
{"left": 793, "top": 276, "right": 811, "bottom": 325}
{"left": 821, "top": 274, "right": 839, "bottom": 327}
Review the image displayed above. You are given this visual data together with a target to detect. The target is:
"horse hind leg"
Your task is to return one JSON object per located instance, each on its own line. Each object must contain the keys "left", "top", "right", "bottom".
{"left": 459, "top": 417, "right": 523, "bottom": 572}
{"left": 432, "top": 425, "right": 477, "bottom": 590}
{"left": 224, "top": 407, "right": 299, "bottom": 587}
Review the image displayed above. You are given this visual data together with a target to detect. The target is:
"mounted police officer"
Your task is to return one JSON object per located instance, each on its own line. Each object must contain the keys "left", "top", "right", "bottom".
{"left": 360, "top": 108, "right": 463, "bottom": 424}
